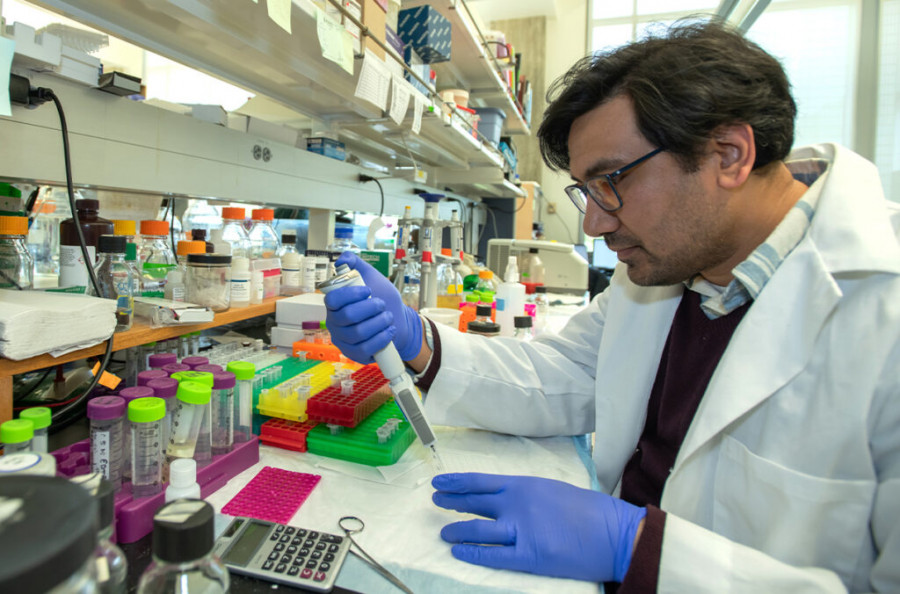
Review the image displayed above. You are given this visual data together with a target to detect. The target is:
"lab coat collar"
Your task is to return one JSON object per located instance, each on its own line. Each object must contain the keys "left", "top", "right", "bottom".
{"left": 670, "top": 143, "right": 900, "bottom": 473}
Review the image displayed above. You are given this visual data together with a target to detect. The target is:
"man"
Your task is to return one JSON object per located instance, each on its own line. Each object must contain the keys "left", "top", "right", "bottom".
{"left": 324, "top": 21, "right": 899, "bottom": 592}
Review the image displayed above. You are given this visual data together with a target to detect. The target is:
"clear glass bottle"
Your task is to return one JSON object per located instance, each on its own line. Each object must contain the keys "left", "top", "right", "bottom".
{"left": 436, "top": 258, "right": 464, "bottom": 310}
{"left": 0, "top": 215, "right": 34, "bottom": 290}
{"left": 219, "top": 207, "right": 251, "bottom": 259}
{"left": 327, "top": 226, "right": 360, "bottom": 257}
{"left": 513, "top": 315, "right": 534, "bottom": 341}
{"left": 138, "top": 220, "right": 176, "bottom": 298}
{"left": 90, "top": 235, "right": 134, "bottom": 332}
{"left": 124, "top": 243, "right": 142, "bottom": 298}
{"left": 92, "top": 478, "right": 129, "bottom": 594}
{"left": 402, "top": 276, "right": 420, "bottom": 311}
{"left": 527, "top": 247, "right": 545, "bottom": 285}
{"left": 276, "top": 232, "right": 298, "bottom": 258}
{"left": 137, "top": 500, "right": 229, "bottom": 594}
{"left": 248, "top": 208, "right": 280, "bottom": 259}
{"left": 474, "top": 269, "right": 496, "bottom": 302}
{"left": 26, "top": 197, "right": 64, "bottom": 281}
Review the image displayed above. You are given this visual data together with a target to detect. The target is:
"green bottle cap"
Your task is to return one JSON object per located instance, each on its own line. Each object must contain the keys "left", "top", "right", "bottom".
{"left": 0, "top": 182, "right": 22, "bottom": 198}
{"left": 227, "top": 361, "right": 256, "bottom": 380}
{"left": 128, "top": 397, "right": 166, "bottom": 423}
{"left": 146, "top": 341, "right": 157, "bottom": 347}
{"left": 465, "top": 293, "right": 480, "bottom": 303}
{"left": 176, "top": 381, "right": 212, "bottom": 405}
{"left": 125, "top": 242, "right": 138, "bottom": 262}
{"left": 170, "top": 370, "right": 214, "bottom": 386}
{"left": 319, "top": 320, "right": 327, "bottom": 330}
{"left": 0, "top": 419, "right": 34, "bottom": 444}
{"left": 19, "top": 407, "right": 51, "bottom": 430}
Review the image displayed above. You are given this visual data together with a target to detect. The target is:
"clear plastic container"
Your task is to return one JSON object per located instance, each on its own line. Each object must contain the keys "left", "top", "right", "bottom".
{"left": 19, "top": 407, "right": 51, "bottom": 453}
{"left": 0, "top": 215, "right": 34, "bottom": 290}
{"left": 436, "top": 259, "right": 463, "bottom": 310}
{"left": 119, "top": 386, "right": 155, "bottom": 480}
{"left": 128, "top": 396, "right": 166, "bottom": 499}
{"left": 475, "top": 269, "right": 497, "bottom": 302}
{"left": 226, "top": 361, "right": 255, "bottom": 443}
{"left": 146, "top": 377, "right": 178, "bottom": 452}
{"left": 327, "top": 226, "right": 360, "bottom": 257}
{"left": 211, "top": 372, "right": 235, "bottom": 456}
{"left": 90, "top": 235, "right": 134, "bottom": 332}
{"left": 26, "top": 194, "right": 65, "bottom": 280}
{"left": 250, "top": 257, "right": 281, "bottom": 299}
{"left": 248, "top": 208, "right": 280, "bottom": 259}
{"left": 402, "top": 276, "right": 420, "bottom": 310}
{"left": 138, "top": 220, "right": 176, "bottom": 298}
{"left": 137, "top": 500, "right": 229, "bottom": 594}
{"left": 1, "top": 418, "right": 34, "bottom": 454}
{"left": 219, "top": 207, "right": 251, "bottom": 259}
{"left": 534, "top": 285, "right": 550, "bottom": 334}
{"left": 59, "top": 198, "right": 114, "bottom": 289}
{"left": 166, "top": 381, "right": 211, "bottom": 460}
{"left": 186, "top": 254, "right": 231, "bottom": 312}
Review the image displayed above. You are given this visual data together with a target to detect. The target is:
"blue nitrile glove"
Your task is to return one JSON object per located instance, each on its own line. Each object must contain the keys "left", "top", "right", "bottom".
{"left": 432, "top": 473, "right": 647, "bottom": 583}
{"left": 324, "top": 251, "right": 423, "bottom": 364}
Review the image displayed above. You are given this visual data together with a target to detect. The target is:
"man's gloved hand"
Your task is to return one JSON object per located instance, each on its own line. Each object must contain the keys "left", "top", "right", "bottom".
{"left": 432, "top": 473, "right": 647, "bottom": 583}
{"left": 324, "top": 252, "right": 423, "bottom": 364}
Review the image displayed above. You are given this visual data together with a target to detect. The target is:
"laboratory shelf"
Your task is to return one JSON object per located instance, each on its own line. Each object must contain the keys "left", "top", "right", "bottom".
{"left": 0, "top": 297, "right": 283, "bottom": 423}
{"left": 28, "top": 0, "right": 522, "bottom": 177}
{"left": 402, "top": 0, "right": 531, "bottom": 135}
{"left": 307, "top": 399, "right": 414, "bottom": 466}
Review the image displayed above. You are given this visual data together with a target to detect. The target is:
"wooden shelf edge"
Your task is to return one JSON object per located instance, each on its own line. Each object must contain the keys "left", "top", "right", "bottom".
{"left": 0, "top": 297, "right": 284, "bottom": 378}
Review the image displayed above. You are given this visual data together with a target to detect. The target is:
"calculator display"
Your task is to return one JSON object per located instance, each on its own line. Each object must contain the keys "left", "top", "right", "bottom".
{"left": 222, "top": 521, "right": 269, "bottom": 567}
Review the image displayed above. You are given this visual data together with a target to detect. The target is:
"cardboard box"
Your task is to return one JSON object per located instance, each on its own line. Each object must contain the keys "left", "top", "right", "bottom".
{"left": 306, "top": 137, "right": 346, "bottom": 161}
{"left": 361, "top": 0, "right": 387, "bottom": 60}
{"left": 360, "top": 250, "right": 393, "bottom": 278}
{"left": 398, "top": 5, "right": 452, "bottom": 64}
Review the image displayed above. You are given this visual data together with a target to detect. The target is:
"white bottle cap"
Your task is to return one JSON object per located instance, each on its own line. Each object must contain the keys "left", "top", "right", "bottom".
{"left": 232, "top": 256, "right": 250, "bottom": 272}
{"left": 169, "top": 458, "right": 197, "bottom": 487}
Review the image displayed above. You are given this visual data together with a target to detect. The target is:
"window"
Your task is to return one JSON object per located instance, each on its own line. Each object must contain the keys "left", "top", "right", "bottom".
{"left": 588, "top": 0, "right": 898, "bottom": 201}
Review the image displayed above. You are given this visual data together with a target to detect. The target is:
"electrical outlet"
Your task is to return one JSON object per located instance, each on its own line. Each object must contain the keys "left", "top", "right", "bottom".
{"left": 547, "top": 201, "right": 557, "bottom": 214}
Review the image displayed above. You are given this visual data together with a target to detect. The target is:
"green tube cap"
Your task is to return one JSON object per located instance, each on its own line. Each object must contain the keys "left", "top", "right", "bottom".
{"left": 20, "top": 407, "right": 51, "bottom": 430}
{"left": 171, "top": 370, "right": 214, "bottom": 386}
{"left": 128, "top": 397, "right": 166, "bottom": 423}
{"left": 227, "top": 361, "right": 256, "bottom": 380}
{"left": 1, "top": 419, "right": 34, "bottom": 443}
{"left": 176, "top": 381, "right": 212, "bottom": 405}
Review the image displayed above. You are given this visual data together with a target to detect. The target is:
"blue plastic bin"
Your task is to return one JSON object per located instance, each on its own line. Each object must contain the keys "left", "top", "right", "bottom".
{"left": 474, "top": 108, "right": 506, "bottom": 147}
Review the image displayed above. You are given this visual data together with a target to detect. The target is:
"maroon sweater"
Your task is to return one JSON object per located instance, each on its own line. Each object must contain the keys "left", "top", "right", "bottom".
{"left": 618, "top": 290, "right": 750, "bottom": 592}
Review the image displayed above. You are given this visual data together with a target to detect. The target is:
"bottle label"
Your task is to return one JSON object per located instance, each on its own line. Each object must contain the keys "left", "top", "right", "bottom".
{"left": 59, "top": 244, "right": 95, "bottom": 288}
{"left": 0, "top": 452, "right": 41, "bottom": 472}
{"left": 231, "top": 278, "right": 250, "bottom": 302}
{"left": 91, "top": 429, "right": 111, "bottom": 479}
{"left": 141, "top": 262, "right": 175, "bottom": 298}
{"left": 283, "top": 268, "right": 301, "bottom": 286}
{"left": 171, "top": 286, "right": 185, "bottom": 302}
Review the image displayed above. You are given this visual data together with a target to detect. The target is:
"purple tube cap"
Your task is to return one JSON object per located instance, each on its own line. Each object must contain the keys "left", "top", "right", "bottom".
{"left": 182, "top": 356, "right": 209, "bottom": 369}
{"left": 301, "top": 321, "right": 320, "bottom": 330}
{"left": 146, "top": 377, "right": 178, "bottom": 399}
{"left": 213, "top": 371, "right": 237, "bottom": 390}
{"left": 137, "top": 369, "right": 169, "bottom": 386}
{"left": 87, "top": 395, "right": 126, "bottom": 420}
{"left": 162, "top": 363, "right": 191, "bottom": 375}
{"left": 148, "top": 353, "right": 178, "bottom": 368}
{"left": 194, "top": 364, "right": 223, "bottom": 374}
{"left": 119, "top": 386, "right": 155, "bottom": 403}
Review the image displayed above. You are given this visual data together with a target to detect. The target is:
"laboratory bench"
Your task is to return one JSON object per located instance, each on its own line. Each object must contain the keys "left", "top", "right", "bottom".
{"left": 119, "top": 428, "right": 598, "bottom": 594}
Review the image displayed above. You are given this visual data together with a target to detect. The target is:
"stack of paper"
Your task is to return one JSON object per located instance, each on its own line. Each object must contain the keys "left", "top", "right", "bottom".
{"left": 0, "top": 289, "right": 117, "bottom": 360}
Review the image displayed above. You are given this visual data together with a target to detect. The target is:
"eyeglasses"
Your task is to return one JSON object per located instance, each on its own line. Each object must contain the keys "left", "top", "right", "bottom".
{"left": 565, "top": 147, "right": 665, "bottom": 213}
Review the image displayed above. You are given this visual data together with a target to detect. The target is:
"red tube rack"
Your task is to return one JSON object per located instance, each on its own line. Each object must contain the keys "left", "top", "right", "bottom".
{"left": 305, "top": 364, "right": 392, "bottom": 427}
{"left": 259, "top": 418, "right": 320, "bottom": 452}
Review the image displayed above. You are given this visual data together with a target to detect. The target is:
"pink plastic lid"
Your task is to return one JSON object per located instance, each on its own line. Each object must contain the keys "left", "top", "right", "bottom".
{"left": 221, "top": 466, "right": 321, "bottom": 524}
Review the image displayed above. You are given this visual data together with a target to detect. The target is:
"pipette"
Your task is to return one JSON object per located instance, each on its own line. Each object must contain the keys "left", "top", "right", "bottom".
{"left": 318, "top": 265, "right": 445, "bottom": 473}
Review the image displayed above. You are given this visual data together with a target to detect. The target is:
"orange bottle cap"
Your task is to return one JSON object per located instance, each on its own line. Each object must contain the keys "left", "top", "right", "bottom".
{"left": 113, "top": 220, "right": 136, "bottom": 236}
{"left": 222, "top": 207, "right": 246, "bottom": 220}
{"left": 140, "top": 220, "right": 170, "bottom": 236}
{"left": 0, "top": 215, "right": 28, "bottom": 235}
{"left": 177, "top": 240, "right": 206, "bottom": 256}
{"left": 251, "top": 208, "right": 274, "bottom": 221}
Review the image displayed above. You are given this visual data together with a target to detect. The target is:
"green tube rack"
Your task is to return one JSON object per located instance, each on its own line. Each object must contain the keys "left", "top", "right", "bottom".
{"left": 306, "top": 399, "right": 414, "bottom": 466}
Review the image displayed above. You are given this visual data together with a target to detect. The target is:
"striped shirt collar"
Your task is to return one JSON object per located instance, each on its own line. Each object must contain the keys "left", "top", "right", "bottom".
{"left": 687, "top": 158, "right": 829, "bottom": 319}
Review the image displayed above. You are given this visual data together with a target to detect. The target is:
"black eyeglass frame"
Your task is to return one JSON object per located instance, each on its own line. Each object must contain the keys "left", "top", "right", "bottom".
{"left": 565, "top": 147, "right": 665, "bottom": 213}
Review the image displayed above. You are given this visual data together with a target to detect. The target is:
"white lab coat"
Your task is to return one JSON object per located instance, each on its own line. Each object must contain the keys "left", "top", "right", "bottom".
{"left": 424, "top": 144, "right": 900, "bottom": 592}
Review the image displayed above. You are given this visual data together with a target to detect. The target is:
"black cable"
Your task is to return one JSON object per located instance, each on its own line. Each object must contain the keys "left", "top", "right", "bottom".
{"left": 359, "top": 174, "right": 385, "bottom": 217}
{"left": 170, "top": 197, "right": 178, "bottom": 263}
{"left": 37, "top": 88, "right": 115, "bottom": 428}
{"left": 11, "top": 368, "right": 53, "bottom": 404}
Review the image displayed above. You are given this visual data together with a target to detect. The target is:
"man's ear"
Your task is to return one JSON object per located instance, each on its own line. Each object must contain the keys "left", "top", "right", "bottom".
{"left": 710, "top": 123, "right": 755, "bottom": 190}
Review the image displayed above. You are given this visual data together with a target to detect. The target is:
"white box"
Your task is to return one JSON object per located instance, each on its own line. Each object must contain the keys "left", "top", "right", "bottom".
{"left": 275, "top": 292, "right": 326, "bottom": 327}
{"left": 271, "top": 325, "right": 306, "bottom": 347}
{"left": 189, "top": 104, "right": 228, "bottom": 126}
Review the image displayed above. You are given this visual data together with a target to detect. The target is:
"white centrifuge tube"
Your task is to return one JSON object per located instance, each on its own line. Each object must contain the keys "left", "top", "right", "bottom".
{"left": 226, "top": 361, "right": 256, "bottom": 442}
{"left": 318, "top": 265, "right": 445, "bottom": 473}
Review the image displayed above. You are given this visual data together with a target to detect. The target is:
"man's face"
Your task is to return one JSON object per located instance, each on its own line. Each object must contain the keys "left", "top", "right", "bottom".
{"left": 567, "top": 95, "right": 737, "bottom": 286}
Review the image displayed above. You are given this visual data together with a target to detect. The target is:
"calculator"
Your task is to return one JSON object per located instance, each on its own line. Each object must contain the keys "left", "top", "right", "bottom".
{"left": 213, "top": 516, "right": 351, "bottom": 592}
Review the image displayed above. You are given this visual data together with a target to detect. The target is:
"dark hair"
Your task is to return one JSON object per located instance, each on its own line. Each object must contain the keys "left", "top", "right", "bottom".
{"left": 538, "top": 20, "right": 796, "bottom": 173}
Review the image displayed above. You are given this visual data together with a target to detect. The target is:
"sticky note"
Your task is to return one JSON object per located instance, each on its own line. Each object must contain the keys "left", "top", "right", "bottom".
{"left": 267, "top": 0, "right": 292, "bottom": 34}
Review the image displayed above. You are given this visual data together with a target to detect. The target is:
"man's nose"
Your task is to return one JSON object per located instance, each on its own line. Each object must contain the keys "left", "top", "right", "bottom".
{"left": 583, "top": 201, "right": 620, "bottom": 237}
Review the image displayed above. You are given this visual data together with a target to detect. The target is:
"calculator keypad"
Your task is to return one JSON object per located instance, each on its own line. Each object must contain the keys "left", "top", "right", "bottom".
{"left": 221, "top": 519, "right": 350, "bottom": 593}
